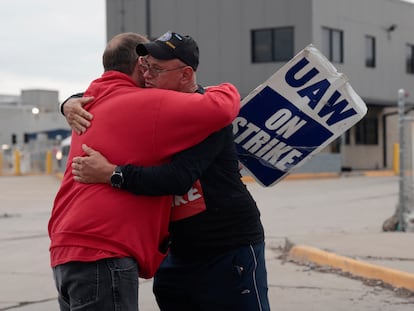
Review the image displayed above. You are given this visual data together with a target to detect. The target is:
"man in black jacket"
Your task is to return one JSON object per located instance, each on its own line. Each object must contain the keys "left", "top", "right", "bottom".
{"left": 65, "top": 31, "right": 270, "bottom": 311}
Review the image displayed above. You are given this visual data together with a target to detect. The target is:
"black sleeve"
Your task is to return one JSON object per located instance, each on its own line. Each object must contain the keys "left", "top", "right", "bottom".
{"left": 59, "top": 92, "right": 85, "bottom": 115}
{"left": 120, "top": 129, "right": 226, "bottom": 196}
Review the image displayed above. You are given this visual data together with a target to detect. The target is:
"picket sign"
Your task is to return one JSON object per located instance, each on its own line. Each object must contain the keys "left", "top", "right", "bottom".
{"left": 234, "top": 44, "right": 367, "bottom": 187}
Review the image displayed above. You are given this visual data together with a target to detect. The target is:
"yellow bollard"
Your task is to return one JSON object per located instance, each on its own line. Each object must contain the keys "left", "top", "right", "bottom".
{"left": 14, "top": 149, "right": 21, "bottom": 176}
{"left": 46, "top": 150, "right": 53, "bottom": 174}
{"left": 393, "top": 143, "right": 399, "bottom": 175}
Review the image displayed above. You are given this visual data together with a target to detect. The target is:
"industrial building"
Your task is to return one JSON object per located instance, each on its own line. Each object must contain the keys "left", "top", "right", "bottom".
{"left": 106, "top": 0, "right": 414, "bottom": 171}
{"left": 2, "top": 0, "right": 414, "bottom": 174}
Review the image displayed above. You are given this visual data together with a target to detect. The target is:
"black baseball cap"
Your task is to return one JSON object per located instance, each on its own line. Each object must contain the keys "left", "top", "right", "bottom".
{"left": 136, "top": 31, "right": 199, "bottom": 71}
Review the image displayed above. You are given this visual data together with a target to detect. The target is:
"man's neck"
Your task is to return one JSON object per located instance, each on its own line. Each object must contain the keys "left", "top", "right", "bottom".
{"left": 181, "top": 83, "right": 199, "bottom": 93}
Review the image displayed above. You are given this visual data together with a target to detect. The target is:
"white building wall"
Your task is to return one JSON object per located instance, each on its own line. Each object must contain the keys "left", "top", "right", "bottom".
{"left": 21, "top": 89, "right": 59, "bottom": 112}
{"left": 312, "top": 0, "right": 414, "bottom": 104}
{"left": 0, "top": 88, "right": 70, "bottom": 147}
{"left": 0, "top": 106, "right": 69, "bottom": 146}
{"left": 310, "top": 0, "right": 414, "bottom": 169}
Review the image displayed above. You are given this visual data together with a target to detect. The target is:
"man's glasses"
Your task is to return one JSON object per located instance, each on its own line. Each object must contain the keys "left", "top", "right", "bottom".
{"left": 138, "top": 57, "right": 186, "bottom": 77}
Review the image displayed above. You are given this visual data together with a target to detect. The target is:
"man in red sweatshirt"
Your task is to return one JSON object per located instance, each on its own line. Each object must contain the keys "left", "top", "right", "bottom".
{"left": 48, "top": 32, "right": 240, "bottom": 311}
{"left": 61, "top": 31, "right": 270, "bottom": 311}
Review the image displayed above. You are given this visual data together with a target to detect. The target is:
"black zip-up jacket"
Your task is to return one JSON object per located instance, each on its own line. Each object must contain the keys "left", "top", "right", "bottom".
{"left": 62, "top": 89, "right": 264, "bottom": 259}
{"left": 120, "top": 124, "right": 265, "bottom": 259}
{"left": 119, "top": 86, "right": 264, "bottom": 259}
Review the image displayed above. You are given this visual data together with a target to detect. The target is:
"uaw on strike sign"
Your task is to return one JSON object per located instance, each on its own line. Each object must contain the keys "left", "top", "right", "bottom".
{"left": 234, "top": 44, "right": 367, "bottom": 187}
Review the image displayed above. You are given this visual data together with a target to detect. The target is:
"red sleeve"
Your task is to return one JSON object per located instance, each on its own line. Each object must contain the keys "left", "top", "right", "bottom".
{"left": 155, "top": 83, "right": 240, "bottom": 157}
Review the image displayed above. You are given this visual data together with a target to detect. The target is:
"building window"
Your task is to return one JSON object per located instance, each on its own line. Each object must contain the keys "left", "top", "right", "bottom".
{"left": 355, "top": 116, "right": 378, "bottom": 145}
{"left": 251, "top": 27, "right": 294, "bottom": 63}
{"left": 365, "top": 35, "right": 376, "bottom": 68}
{"left": 321, "top": 27, "right": 343, "bottom": 63}
{"left": 406, "top": 44, "right": 414, "bottom": 74}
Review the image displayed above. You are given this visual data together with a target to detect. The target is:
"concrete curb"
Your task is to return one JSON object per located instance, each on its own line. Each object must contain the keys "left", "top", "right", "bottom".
{"left": 288, "top": 244, "right": 414, "bottom": 292}
{"left": 241, "top": 170, "right": 395, "bottom": 183}
{"left": 241, "top": 173, "right": 339, "bottom": 183}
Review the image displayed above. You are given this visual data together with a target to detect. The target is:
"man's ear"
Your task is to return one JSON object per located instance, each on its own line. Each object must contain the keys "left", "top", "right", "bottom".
{"left": 133, "top": 61, "right": 146, "bottom": 87}
{"left": 181, "top": 66, "right": 194, "bottom": 82}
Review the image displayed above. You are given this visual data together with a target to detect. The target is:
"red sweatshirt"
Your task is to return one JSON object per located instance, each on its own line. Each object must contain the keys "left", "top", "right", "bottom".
{"left": 48, "top": 71, "right": 240, "bottom": 278}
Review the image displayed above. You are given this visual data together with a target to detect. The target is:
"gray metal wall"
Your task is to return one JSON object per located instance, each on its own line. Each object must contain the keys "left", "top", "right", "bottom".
{"left": 106, "top": 0, "right": 414, "bottom": 101}
{"left": 106, "top": 0, "right": 414, "bottom": 170}
{"left": 106, "top": 0, "right": 312, "bottom": 97}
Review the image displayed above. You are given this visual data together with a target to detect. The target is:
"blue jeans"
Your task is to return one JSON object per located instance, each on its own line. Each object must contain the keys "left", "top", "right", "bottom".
{"left": 53, "top": 257, "right": 139, "bottom": 311}
{"left": 153, "top": 242, "right": 270, "bottom": 311}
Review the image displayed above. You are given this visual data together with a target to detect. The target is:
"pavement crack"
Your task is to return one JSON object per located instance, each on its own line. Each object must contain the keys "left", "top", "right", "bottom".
{"left": 0, "top": 213, "right": 21, "bottom": 219}
{"left": 0, "top": 298, "right": 56, "bottom": 310}
{"left": 268, "top": 284, "right": 360, "bottom": 293}
{"left": 282, "top": 256, "right": 414, "bottom": 299}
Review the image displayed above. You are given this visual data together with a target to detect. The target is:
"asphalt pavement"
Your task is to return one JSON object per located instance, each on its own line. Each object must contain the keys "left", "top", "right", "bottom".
{"left": 0, "top": 173, "right": 413, "bottom": 310}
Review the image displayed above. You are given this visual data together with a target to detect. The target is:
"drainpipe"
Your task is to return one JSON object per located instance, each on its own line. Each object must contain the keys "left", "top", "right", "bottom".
{"left": 146, "top": 0, "right": 151, "bottom": 39}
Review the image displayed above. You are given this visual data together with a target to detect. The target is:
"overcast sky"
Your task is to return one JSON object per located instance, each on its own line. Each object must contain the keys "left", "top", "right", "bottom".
{"left": 2, "top": 0, "right": 414, "bottom": 103}
{"left": 0, "top": 0, "right": 105, "bottom": 102}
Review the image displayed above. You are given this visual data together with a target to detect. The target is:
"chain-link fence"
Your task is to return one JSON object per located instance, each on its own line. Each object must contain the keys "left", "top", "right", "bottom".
{"left": 397, "top": 89, "right": 414, "bottom": 232}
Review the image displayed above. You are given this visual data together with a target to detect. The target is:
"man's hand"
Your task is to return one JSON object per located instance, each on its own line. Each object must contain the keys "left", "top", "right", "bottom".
{"left": 63, "top": 97, "right": 94, "bottom": 135}
{"left": 72, "top": 144, "right": 116, "bottom": 184}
